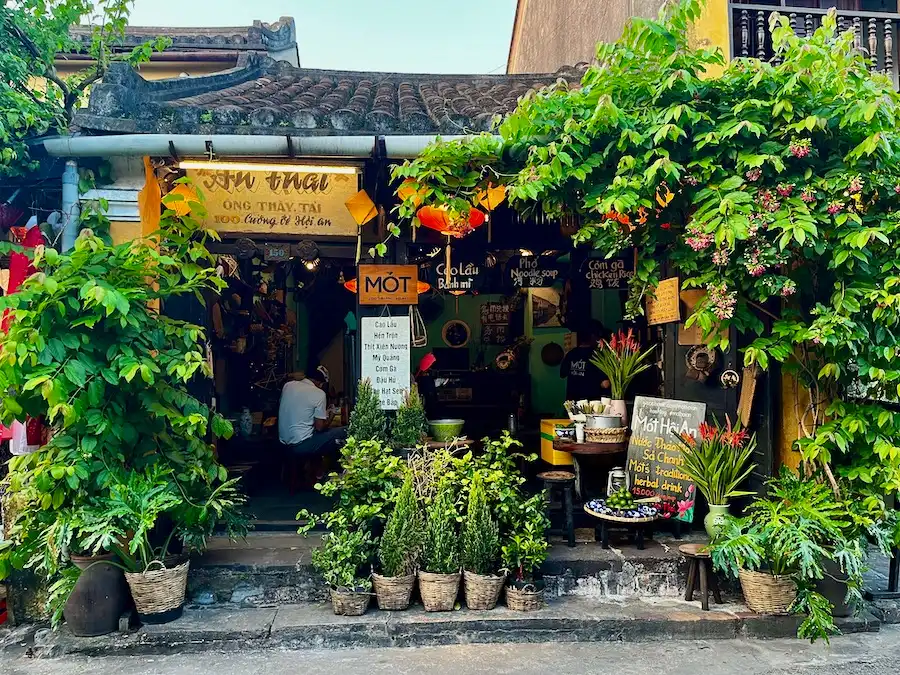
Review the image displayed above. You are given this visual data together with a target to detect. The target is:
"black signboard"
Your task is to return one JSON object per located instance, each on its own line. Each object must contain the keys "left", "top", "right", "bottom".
{"left": 583, "top": 251, "right": 636, "bottom": 290}
{"left": 430, "top": 260, "right": 483, "bottom": 294}
{"left": 480, "top": 300, "right": 515, "bottom": 345}
{"left": 625, "top": 396, "right": 707, "bottom": 523}
{"left": 506, "top": 255, "right": 564, "bottom": 289}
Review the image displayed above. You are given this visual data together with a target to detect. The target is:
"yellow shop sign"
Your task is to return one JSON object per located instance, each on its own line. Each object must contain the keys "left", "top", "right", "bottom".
{"left": 185, "top": 166, "right": 360, "bottom": 237}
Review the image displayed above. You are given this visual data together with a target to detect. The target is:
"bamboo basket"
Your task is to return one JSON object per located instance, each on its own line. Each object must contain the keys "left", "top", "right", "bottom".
{"left": 463, "top": 571, "right": 506, "bottom": 611}
{"left": 585, "top": 426, "right": 627, "bottom": 443}
{"left": 124, "top": 560, "right": 189, "bottom": 620}
{"left": 330, "top": 588, "right": 371, "bottom": 616}
{"left": 505, "top": 584, "right": 544, "bottom": 612}
{"left": 372, "top": 572, "right": 416, "bottom": 611}
{"left": 738, "top": 569, "right": 797, "bottom": 614}
{"left": 417, "top": 570, "right": 460, "bottom": 612}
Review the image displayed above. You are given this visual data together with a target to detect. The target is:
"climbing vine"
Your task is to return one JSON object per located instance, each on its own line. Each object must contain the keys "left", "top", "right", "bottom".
{"left": 392, "top": 0, "right": 900, "bottom": 523}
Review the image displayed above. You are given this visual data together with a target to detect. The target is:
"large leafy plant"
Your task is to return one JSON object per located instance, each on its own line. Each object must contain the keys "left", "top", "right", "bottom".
{"left": 709, "top": 469, "right": 894, "bottom": 641}
{"left": 0, "top": 189, "right": 243, "bottom": 592}
{"left": 392, "top": 0, "right": 900, "bottom": 530}
{"left": 311, "top": 527, "right": 374, "bottom": 591}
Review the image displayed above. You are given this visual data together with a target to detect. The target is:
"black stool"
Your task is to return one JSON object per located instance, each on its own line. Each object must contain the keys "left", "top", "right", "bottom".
{"left": 680, "top": 543, "right": 722, "bottom": 611}
{"left": 538, "top": 470, "right": 576, "bottom": 548}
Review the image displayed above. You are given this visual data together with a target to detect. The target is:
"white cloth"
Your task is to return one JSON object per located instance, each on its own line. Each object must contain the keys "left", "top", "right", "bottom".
{"left": 278, "top": 379, "right": 327, "bottom": 445}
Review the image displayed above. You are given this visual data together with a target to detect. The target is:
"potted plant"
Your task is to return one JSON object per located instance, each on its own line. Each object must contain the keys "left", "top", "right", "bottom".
{"left": 708, "top": 469, "right": 879, "bottom": 641}
{"left": 0, "top": 194, "right": 245, "bottom": 629}
{"left": 590, "top": 329, "right": 655, "bottom": 423}
{"left": 78, "top": 466, "right": 246, "bottom": 625}
{"left": 312, "top": 527, "right": 374, "bottom": 616}
{"left": 461, "top": 471, "right": 505, "bottom": 610}
{"left": 502, "top": 495, "right": 550, "bottom": 612}
{"left": 418, "top": 479, "right": 460, "bottom": 612}
{"left": 348, "top": 379, "right": 389, "bottom": 443}
{"left": 671, "top": 417, "right": 758, "bottom": 537}
{"left": 391, "top": 386, "right": 428, "bottom": 457}
{"left": 372, "top": 472, "right": 422, "bottom": 610}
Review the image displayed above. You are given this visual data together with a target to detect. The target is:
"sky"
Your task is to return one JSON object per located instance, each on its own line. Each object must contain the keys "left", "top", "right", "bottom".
{"left": 125, "top": 0, "right": 519, "bottom": 74}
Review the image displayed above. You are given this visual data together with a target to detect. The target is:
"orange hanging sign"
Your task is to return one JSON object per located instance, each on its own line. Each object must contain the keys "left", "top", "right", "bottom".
{"left": 358, "top": 264, "right": 420, "bottom": 305}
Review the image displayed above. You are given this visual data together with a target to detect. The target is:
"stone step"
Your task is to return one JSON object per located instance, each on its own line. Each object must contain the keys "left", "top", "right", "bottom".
{"left": 187, "top": 531, "right": 702, "bottom": 608}
{"left": 25, "top": 596, "right": 882, "bottom": 658}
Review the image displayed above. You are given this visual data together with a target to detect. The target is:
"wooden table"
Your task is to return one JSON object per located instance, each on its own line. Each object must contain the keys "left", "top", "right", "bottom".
{"left": 553, "top": 439, "right": 628, "bottom": 500}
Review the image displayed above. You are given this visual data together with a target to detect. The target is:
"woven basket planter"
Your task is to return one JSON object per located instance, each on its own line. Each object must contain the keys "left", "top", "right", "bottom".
{"left": 417, "top": 570, "right": 460, "bottom": 612}
{"left": 372, "top": 572, "right": 415, "bottom": 611}
{"left": 738, "top": 569, "right": 797, "bottom": 615}
{"left": 585, "top": 426, "right": 627, "bottom": 444}
{"left": 505, "top": 584, "right": 544, "bottom": 612}
{"left": 330, "top": 588, "right": 371, "bottom": 616}
{"left": 124, "top": 560, "right": 189, "bottom": 624}
{"left": 463, "top": 571, "right": 506, "bottom": 611}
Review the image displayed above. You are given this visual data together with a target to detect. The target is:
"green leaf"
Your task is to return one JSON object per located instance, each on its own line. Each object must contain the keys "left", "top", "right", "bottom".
{"left": 63, "top": 361, "right": 87, "bottom": 388}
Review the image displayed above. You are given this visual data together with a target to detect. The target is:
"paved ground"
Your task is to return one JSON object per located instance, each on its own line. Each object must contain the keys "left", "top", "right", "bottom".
{"left": 5, "top": 625, "right": 900, "bottom": 675}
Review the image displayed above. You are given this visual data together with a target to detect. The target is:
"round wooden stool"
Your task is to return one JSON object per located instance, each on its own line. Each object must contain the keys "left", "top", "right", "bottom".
{"left": 679, "top": 543, "right": 722, "bottom": 611}
{"left": 538, "top": 471, "right": 576, "bottom": 548}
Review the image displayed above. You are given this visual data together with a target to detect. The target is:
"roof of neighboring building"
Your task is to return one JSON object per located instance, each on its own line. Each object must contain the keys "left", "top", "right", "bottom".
{"left": 67, "top": 17, "right": 297, "bottom": 54}
{"left": 75, "top": 56, "right": 584, "bottom": 136}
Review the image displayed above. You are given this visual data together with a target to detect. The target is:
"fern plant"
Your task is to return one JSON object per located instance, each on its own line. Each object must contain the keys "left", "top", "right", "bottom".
{"left": 422, "top": 479, "right": 459, "bottom": 574}
{"left": 378, "top": 471, "right": 423, "bottom": 577}
{"left": 347, "top": 378, "right": 388, "bottom": 443}
{"left": 461, "top": 471, "right": 500, "bottom": 575}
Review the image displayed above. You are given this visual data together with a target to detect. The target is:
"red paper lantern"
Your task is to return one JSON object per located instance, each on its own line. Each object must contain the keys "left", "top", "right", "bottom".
{"left": 417, "top": 205, "right": 486, "bottom": 238}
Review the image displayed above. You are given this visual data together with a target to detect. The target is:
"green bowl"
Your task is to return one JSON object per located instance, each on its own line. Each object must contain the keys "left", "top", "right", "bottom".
{"left": 428, "top": 419, "right": 465, "bottom": 442}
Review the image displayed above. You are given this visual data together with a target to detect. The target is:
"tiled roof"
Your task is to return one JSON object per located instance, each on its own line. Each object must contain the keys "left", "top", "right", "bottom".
{"left": 76, "top": 56, "right": 583, "bottom": 136}
{"left": 67, "top": 17, "right": 296, "bottom": 53}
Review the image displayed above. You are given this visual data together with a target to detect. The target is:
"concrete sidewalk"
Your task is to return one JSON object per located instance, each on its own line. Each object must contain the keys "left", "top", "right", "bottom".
{"left": 3, "top": 594, "right": 881, "bottom": 659}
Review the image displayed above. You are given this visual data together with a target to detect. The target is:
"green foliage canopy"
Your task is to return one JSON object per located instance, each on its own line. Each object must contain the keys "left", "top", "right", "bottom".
{"left": 392, "top": 1, "right": 900, "bottom": 518}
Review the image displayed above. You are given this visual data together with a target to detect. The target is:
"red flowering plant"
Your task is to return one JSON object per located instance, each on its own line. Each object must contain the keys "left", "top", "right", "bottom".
{"left": 589, "top": 329, "right": 655, "bottom": 399}
{"left": 673, "top": 417, "right": 758, "bottom": 507}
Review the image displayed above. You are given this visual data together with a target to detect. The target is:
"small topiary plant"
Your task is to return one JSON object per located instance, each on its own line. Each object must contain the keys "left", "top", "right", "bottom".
{"left": 461, "top": 471, "right": 500, "bottom": 576}
{"left": 391, "top": 385, "right": 428, "bottom": 449}
{"left": 422, "top": 479, "right": 459, "bottom": 574}
{"left": 347, "top": 378, "right": 388, "bottom": 443}
{"left": 377, "top": 471, "right": 423, "bottom": 577}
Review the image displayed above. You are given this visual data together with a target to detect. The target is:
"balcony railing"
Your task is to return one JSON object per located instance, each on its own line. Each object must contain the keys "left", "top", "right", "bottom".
{"left": 729, "top": 2, "right": 900, "bottom": 88}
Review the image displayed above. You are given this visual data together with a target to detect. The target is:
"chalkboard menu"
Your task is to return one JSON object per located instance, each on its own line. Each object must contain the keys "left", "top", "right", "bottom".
{"left": 583, "top": 251, "right": 635, "bottom": 290}
{"left": 506, "top": 255, "right": 563, "bottom": 289}
{"left": 480, "top": 300, "right": 514, "bottom": 345}
{"left": 430, "top": 260, "right": 483, "bottom": 293}
{"left": 626, "top": 396, "right": 707, "bottom": 522}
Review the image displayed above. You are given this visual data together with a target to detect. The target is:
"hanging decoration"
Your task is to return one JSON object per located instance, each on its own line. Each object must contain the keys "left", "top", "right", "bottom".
{"left": 345, "top": 189, "right": 378, "bottom": 262}
{"left": 137, "top": 157, "right": 162, "bottom": 232}
{"left": 416, "top": 204, "right": 486, "bottom": 286}
{"left": 476, "top": 183, "right": 507, "bottom": 243}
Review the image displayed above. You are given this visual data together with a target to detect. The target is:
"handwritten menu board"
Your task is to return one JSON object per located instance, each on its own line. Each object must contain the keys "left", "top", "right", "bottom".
{"left": 583, "top": 251, "right": 635, "bottom": 290}
{"left": 507, "top": 255, "right": 563, "bottom": 289}
{"left": 626, "top": 396, "right": 707, "bottom": 522}
{"left": 646, "top": 277, "right": 681, "bottom": 326}
{"left": 361, "top": 317, "right": 411, "bottom": 410}
{"left": 480, "top": 300, "right": 514, "bottom": 345}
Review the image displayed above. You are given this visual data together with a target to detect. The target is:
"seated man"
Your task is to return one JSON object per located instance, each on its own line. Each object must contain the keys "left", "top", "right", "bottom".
{"left": 278, "top": 365, "right": 346, "bottom": 458}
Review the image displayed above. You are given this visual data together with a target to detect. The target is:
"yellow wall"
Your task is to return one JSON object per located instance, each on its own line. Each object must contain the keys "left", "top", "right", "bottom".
{"left": 689, "top": 0, "right": 730, "bottom": 77}
{"left": 56, "top": 60, "right": 235, "bottom": 81}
